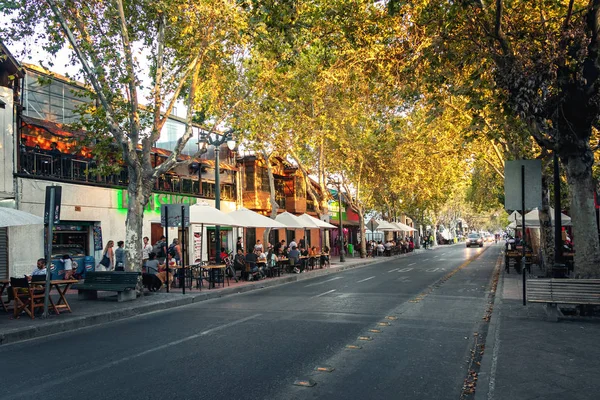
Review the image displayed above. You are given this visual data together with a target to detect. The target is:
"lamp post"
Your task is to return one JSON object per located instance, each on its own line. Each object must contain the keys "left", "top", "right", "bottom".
{"left": 329, "top": 180, "right": 346, "bottom": 263}
{"left": 198, "top": 130, "right": 236, "bottom": 264}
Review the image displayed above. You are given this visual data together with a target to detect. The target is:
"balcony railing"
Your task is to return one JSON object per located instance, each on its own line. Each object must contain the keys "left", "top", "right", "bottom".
{"left": 18, "top": 149, "right": 236, "bottom": 201}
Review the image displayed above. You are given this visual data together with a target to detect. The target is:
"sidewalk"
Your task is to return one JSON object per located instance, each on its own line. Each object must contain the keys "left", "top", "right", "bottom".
{"left": 476, "top": 253, "right": 600, "bottom": 400}
{"left": 0, "top": 248, "right": 434, "bottom": 345}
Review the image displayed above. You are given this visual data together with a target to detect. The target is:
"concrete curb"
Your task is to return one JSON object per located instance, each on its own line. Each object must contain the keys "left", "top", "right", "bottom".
{"left": 474, "top": 255, "right": 505, "bottom": 400}
{"left": 0, "top": 253, "right": 405, "bottom": 345}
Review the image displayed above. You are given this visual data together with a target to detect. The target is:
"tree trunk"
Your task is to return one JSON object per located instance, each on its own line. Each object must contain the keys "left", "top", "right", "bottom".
{"left": 538, "top": 174, "right": 554, "bottom": 276}
{"left": 564, "top": 154, "right": 600, "bottom": 278}
{"left": 358, "top": 209, "right": 367, "bottom": 258}
{"left": 124, "top": 183, "right": 147, "bottom": 273}
{"left": 263, "top": 152, "right": 278, "bottom": 245}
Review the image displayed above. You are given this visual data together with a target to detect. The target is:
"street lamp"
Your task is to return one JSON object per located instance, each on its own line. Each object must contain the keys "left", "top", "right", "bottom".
{"left": 329, "top": 180, "right": 345, "bottom": 263}
{"left": 198, "top": 129, "right": 236, "bottom": 264}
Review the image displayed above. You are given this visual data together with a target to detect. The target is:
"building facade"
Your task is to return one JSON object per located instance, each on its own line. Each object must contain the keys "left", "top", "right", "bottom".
{"left": 0, "top": 47, "right": 238, "bottom": 277}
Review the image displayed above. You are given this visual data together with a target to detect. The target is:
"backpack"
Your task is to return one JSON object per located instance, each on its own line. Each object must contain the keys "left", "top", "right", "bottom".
{"left": 153, "top": 241, "right": 165, "bottom": 258}
{"left": 168, "top": 244, "right": 177, "bottom": 258}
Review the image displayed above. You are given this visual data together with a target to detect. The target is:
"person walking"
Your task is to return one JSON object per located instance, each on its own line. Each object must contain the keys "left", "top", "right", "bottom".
{"left": 168, "top": 239, "right": 182, "bottom": 265}
{"left": 115, "top": 241, "right": 126, "bottom": 271}
{"left": 153, "top": 235, "right": 167, "bottom": 264}
{"left": 98, "top": 240, "right": 115, "bottom": 271}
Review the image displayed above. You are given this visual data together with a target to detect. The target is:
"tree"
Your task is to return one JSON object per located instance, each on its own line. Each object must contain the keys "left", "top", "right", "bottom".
{"left": 396, "top": 0, "right": 600, "bottom": 277}
{"left": 2, "top": 0, "right": 250, "bottom": 270}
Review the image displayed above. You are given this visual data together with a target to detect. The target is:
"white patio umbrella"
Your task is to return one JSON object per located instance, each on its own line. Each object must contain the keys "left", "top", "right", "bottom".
{"left": 298, "top": 213, "right": 337, "bottom": 229}
{"left": 226, "top": 208, "right": 287, "bottom": 228}
{"left": 392, "top": 221, "right": 418, "bottom": 232}
{"left": 0, "top": 207, "right": 44, "bottom": 227}
{"left": 368, "top": 219, "right": 397, "bottom": 231}
{"left": 189, "top": 202, "right": 239, "bottom": 226}
{"left": 511, "top": 207, "right": 572, "bottom": 227}
{"left": 507, "top": 210, "right": 522, "bottom": 223}
{"left": 275, "top": 211, "right": 315, "bottom": 229}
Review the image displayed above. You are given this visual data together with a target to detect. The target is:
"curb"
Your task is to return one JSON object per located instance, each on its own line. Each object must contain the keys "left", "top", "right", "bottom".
{"left": 0, "top": 253, "right": 404, "bottom": 345}
{"left": 474, "top": 254, "right": 505, "bottom": 400}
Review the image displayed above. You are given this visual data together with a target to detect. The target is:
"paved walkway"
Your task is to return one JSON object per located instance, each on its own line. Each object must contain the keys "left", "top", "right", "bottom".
{"left": 476, "top": 252, "right": 600, "bottom": 400}
{"left": 0, "top": 248, "right": 433, "bottom": 345}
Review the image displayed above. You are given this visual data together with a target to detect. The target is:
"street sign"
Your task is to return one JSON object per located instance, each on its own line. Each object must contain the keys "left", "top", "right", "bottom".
{"left": 44, "top": 186, "right": 62, "bottom": 224}
{"left": 160, "top": 204, "right": 190, "bottom": 227}
{"left": 504, "top": 160, "right": 542, "bottom": 211}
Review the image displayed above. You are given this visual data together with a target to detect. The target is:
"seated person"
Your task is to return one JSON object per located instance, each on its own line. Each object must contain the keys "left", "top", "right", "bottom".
{"left": 31, "top": 258, "right": 47, "bottom": 278}
{"left": 156, "top": 254, "right": 176, "bottom": 287}
{"left": 220, "top": 247, "right": 229, "bottom": 262}
{"left": 145, "top": 252, "right": 161, "bottom": 275}
{"left": 309, "top": 246, "right": 318, "bottom": 257}
{"left": 234, "top": 249, "right": 246, "bottom": 271}
{"left": 288, "top": 246, "right": 301, "bottom": 273}
{"left": 320, "top": 246, "right": 330, "bottom": 268}
{"left": 257, "top": 251, "right": 267, "bottom": 263}
{"left": 244, "top": 251, "right": 261, "bottom": 280}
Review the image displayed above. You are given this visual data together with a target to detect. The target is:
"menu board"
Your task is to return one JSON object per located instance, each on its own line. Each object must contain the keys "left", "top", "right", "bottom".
{"left": 93, "top": 225, "right": 103, "bottom": 251}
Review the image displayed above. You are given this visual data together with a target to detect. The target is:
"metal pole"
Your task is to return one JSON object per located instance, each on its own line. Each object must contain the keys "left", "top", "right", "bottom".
{"left": 165, "top": 207, "right": 169, "bottom": 293}
{"left": 339, "top": 184, "right": 345, "bottom": 262}
{"left": 215, "top": 145, "right": 221, "bottom": 266}
{"left": 553, "top": 153, "right": 562, "bottom": 265}
{"left": 522, "top": 165, "right": 527, "bottom": 306}
{"left": 43, "top": 187, "right": 55, "bottom": 318}
{"left": 181, "top": 205, "right": 186, "bottom": 295}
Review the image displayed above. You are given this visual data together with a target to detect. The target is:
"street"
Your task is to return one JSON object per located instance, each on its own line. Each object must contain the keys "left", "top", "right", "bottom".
{"left": 0, "top": 244, "right": 500, "bottom": 400}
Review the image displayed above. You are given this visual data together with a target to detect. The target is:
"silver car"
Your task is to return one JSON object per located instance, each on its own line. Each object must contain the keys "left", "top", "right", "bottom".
{"left": 466, "top": 233, "right": 483, "bottom": 248}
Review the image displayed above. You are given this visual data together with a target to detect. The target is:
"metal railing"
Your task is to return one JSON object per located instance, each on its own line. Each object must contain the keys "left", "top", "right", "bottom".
{"left": 18, "top": 148, "right": 236, "bottom": 201}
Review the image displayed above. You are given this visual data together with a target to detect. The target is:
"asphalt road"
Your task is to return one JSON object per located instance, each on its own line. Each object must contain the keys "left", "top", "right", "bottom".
{"left": 0, "top": 243, "right": 501, "bottom": 400}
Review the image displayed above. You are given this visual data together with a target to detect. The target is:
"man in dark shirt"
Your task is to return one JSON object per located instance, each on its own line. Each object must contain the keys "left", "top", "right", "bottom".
{"left": 288, "top": 246, "right": 301, "bottom": 273}
{"left": 244, "top": 251, "right": 261, "bottom": 280}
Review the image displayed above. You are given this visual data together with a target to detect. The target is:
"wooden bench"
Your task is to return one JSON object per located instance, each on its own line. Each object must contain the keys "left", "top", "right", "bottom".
{"left": 526, "top": 278, "right": 600, "bottom": 321}
{"left": 73, "top": 271, "right": 140, "bottom": 302}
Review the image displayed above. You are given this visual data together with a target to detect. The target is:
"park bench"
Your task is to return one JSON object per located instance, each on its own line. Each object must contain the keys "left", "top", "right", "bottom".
{"left": 73, "top": 271, "right": 140, "bottom": 302}
{"left": 526, "top": 278, "right": 600, "bottom": 321}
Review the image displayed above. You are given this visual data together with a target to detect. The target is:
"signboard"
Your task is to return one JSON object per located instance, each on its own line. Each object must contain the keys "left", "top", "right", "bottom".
{"left": 44, "top": 186, "right": 62, "bottom": 224}
{"left": 118, "top": 191, "right": 197, "bottom": 213}
{"left": 504, "top": 160, "right": 542, "bottom": 211}
{"left": 160, "top": 204, "right": 190, "bottom": 227}
{"left": 193, "top": 229, "right": 202, "bottom": 263}
{"left": 92, "top": 225, "right": 103, "bottom": 251}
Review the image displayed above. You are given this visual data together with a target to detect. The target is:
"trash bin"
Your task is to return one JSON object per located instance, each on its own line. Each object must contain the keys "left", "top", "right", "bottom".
{"left": 82, "top": 256, "right": 95, "bottom": 277}
{"left": 347, "top": 244, "right": 354, "bottom": 257}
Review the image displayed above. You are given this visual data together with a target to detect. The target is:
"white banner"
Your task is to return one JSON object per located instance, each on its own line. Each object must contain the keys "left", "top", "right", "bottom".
{"left": 193, "top": 229, "right": 202, "bottom": 263}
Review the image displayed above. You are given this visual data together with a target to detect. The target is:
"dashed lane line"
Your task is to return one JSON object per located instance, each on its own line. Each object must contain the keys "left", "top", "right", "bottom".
{"left": 312, "top": 289, "right": 336, "bottom": 298}
{"left": 357, "top": 276, "right": 375, "bottom": 283}
{"left": 304, "top": 276, "right": 343, "bottom": 287}
{"left": 388, "top": 268, "right": 400, "bottom": 273}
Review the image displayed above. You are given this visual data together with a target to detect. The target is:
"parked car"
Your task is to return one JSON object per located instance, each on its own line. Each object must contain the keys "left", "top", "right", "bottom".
{"left": 466, "top": 233, "right": 484, "bottom": 248}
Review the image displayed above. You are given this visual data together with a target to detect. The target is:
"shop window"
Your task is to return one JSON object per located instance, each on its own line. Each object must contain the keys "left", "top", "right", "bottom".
{"left": 52, "top": 224, "right": 89, "bottom": 258}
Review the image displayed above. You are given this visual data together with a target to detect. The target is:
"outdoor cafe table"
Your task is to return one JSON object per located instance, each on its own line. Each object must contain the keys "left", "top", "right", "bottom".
{"left": 0, "top": 279, "right": 10, "bottom": 312}
{"left": 30, "top": 279, "right": 78, "bottom": 314}
{"left": 203, "top": 264, "right": 226, "bottom": 289}
{"left": 276, "top": 258, "right": 289, "bottom": 273}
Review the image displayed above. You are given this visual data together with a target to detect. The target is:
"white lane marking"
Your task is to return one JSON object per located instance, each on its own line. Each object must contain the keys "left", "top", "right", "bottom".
{"left": 398, "top": 268, "right": 413, "bottom": 272}
{"left": 3, "top": 314, "right": 262, "bottom": 399}
{"left": 304, "top": 276, "right": 343, "bottom": 287}
{"left": 488, "top": 313, "right": 501, "bottom": 399}
{"left": 426, "top": 267, "right": 446, "bottom": 272}
{"left": 422, "top": 258, "right": 429, "bottom": 261}
{"left": 408, "top": 263, "right": 416, "bottom": 266}
{"left": 357, "top": 276, "right": 375, "bottom": 283}
{"left": 388, "top": 268, "right": 400, "bottom": 273}
{"left": 313, "top": 289, "right": 336, "bottom": 298}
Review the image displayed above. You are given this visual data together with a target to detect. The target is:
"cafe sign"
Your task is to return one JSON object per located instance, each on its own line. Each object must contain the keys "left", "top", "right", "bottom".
{"left": 117, "top": 190, "right": 197, "bottom": 213}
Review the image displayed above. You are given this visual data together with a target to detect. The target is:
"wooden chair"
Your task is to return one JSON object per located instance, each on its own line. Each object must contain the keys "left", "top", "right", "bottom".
{"left": 245, "top": 262, "right": 259, "bottom": 281}
{"left": 11, "top": 277, "right": 47, "bottom": 319}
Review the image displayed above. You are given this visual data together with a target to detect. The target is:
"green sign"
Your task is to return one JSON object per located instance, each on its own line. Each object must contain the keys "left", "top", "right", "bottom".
{"left": 328, "top": 200, "right": 347, "bottom": 221}
{"left": 117, "top": 190, "right": 198, "bottom": 213}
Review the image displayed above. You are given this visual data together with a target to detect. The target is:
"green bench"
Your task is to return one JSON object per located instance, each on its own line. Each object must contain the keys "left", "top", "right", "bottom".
{"left": 73, "top": 271, "right": 140, "bottom": 302}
